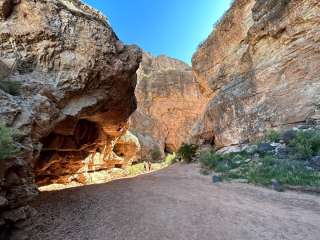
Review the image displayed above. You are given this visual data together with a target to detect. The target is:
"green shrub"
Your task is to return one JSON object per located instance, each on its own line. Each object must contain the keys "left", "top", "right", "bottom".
{"left": 199, "top": 148, "right": 320, "bottom": 187}
{"left": 0, "top": 124, "right": 19, "bottom": 160}
{"left": 265, "top": 129, "right": 280, "bottom": 143}
{"left": 247, "top": 155, "right": 320, "bottom": 186}
{"left": 310, "top": 131, "right": 320, "bottom": 154}
{"left": 199, "top": 150, "right": 223, "bottom": 169}
{"left": 151, "top": 148, "right": 162, "bottom": 162}
{"left": 199, "top": 151, "right": 249, "bottom": 173}
{"left": 177, "top": 144, "right": 198, "bottom": 163}
{"left": 288, "top": 130, "right": 320, "bottom": 160}
{"left": 0, "top": 79, "right": 21, "bottom": 96}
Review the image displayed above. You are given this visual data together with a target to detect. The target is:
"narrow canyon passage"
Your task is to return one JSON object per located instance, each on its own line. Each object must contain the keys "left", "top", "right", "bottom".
{"left": 30, "top": 164, "right": 320, "bottom": 240}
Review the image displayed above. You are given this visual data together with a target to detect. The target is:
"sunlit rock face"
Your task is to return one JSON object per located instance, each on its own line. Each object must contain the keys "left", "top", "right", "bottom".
{"left": 0, "top": 0, "right": 141, "bottom": 238}
{"left": 130, "top": 52, "right": 206, "bottom": 160}
{"left": 35, "top": 120, "right": 141, "bottom": 186}
{"left": 192, "top": 0, "right": 320, "bottom": 147}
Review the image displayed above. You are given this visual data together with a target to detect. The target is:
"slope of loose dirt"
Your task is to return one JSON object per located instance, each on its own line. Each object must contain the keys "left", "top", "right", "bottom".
{"left": 30, "top": 164, "right": 320, "bottom": 240}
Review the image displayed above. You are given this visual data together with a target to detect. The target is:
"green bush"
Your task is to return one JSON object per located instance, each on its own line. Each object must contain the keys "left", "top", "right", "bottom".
{"left": 199, "top": 149, "right": 320, "bottom": 187}
{"left": 151, "top": 148, "right": 162, "bottom": 162}
{"left": 248, "top": 155, "right": 320, "bottom": 186}
{"left": 0, "top": 124, "right": 19, "bottom": 160}
{"left": 177, "top": 144, "right": 198, "bottom": 163}
{"left": 265, "top": 129, "right": 280, "bottom": 143}
{"left": 288, "top": 130, "right": 320, "bottom": 160}
{"left": 0, "top": 79, "right": 21, "bottom": 96}
{"left": 199, "top": 150, "right": 249, "bottom": 173}
{"left": 199, "top": 150, "right": 223, "bottom": 169}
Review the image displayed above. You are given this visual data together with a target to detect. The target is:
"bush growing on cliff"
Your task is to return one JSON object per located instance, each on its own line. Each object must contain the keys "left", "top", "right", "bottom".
{"left": 177, "top": 144, "right": 198, "bottom": 163}
{"left": 0, "top": 124, "right": 19, "bottom": 160}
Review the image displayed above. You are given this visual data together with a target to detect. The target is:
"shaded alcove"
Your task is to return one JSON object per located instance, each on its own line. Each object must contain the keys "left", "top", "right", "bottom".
{"left": 34, "top": 118, "right": 102, "bottom": 186}
{"left": 164, "top": 144, "right": 174, "bottom": 154}
{"left": 203, "top": 136, "right": 215, "bottom": 146}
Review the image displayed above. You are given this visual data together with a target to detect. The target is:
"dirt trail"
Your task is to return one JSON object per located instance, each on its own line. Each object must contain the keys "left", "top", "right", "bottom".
{"left": 30, "top": 164, "right": 320, "bottom": 240}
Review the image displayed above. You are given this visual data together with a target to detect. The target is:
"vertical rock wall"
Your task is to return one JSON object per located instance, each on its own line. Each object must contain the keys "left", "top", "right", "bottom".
{"left": 192, "top": 0, "right": 320, "bottom": 147}
{"left": 130, "top": 53, "right": 206, "bottom": 160}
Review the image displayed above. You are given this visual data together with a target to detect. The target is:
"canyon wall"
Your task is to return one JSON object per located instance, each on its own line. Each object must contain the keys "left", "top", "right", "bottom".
{"left": 192, "top": 0, "right": 320, "bottom": 147}
{"left": 0, "top": 0, "right": 141, "bottom": 238}
{"left": 130, "top": 53, "right": 205, "bottom": 160}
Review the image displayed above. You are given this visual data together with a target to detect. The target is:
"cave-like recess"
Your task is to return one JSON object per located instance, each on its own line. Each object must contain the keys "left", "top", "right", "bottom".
{"left": 35, "top": 118, "right": 103, "bottom": 186}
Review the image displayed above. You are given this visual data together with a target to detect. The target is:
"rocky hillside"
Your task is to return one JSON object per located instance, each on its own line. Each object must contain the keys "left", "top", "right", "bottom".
{"left": 0, "top": 0, "right": 141, "bottom": 238}
{"left": 130, "top": 52, "right": 205, "bottom": 160}
{"left": 192, "top": 0, "right": 320, "bottom": 148}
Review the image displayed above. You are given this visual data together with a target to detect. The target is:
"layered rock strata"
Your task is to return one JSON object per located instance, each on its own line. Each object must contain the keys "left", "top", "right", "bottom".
{"left": 192, "top": 0, "right": 320, "bottom": 147}
{"left": 0, "top": 0, "right": 141, "bottom": 238}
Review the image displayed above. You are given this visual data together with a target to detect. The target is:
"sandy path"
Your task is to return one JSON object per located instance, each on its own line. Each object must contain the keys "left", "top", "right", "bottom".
{"left": 30, "top": 164, "right": 320, "bottom": 240}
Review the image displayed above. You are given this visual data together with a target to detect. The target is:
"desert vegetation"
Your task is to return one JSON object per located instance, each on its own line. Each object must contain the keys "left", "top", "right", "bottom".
{"left": 176, "top": 143, "right": 198, "bottom": 163}
{"left": 199, "top": 129, "right": 320, "bottom": 188}
{"left": 0, "top": 79, "right": 21, "bottom": 96}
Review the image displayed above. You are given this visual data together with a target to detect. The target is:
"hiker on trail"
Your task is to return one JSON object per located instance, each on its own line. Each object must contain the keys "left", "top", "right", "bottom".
{"left": 148, "top": 161, "right": 152, "bottom": 172}
{"left": 144, "top": 161, "right": 147, "bottom": 172}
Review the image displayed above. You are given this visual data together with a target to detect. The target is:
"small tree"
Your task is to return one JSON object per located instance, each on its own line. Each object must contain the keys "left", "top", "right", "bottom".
{"left": 177, "top": 144, "right": 198, "bottom": 163}
{"left": 151, "top": 148, "right": 162, "bottom": 162}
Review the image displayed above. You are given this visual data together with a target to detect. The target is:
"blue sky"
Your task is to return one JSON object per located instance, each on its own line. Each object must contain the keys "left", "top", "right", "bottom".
{"left": 83, "top": 0, "right": 233, "bottom": 64}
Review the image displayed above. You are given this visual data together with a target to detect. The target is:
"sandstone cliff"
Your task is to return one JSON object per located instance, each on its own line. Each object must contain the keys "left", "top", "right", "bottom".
{"left": 0, "top": 0, "right": 141, "bottom": 238}
{"left": 192, "top": 0, "right": 320, "bottom": 147}
{"left": 130, "top": 53, "right": 205, "bottom": 160}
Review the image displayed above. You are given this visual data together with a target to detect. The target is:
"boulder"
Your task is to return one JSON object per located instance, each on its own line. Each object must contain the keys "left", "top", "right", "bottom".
{"left": 257, "top": 143, "right": 274, "bottom": 153}
{"left": 309, "top": 156, "right": 320, "bottom": 171}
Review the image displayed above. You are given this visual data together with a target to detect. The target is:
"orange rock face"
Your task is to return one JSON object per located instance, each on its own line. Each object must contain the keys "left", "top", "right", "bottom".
{"left": 130, "top": 53, "right": 206, "bottom": 160}
{"left": 192, "top": 0, "right": 320, "bottom": 147}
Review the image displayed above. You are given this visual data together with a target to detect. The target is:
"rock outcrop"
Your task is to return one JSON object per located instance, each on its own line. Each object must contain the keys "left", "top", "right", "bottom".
{"left": 0, "top": 0, "right": 141, "bottom": 238}
{"left": 192, "top": 0, "right": 320, "bottom": 147}
{"left": 130, "top": 53, "right": 205, "bottom": 160}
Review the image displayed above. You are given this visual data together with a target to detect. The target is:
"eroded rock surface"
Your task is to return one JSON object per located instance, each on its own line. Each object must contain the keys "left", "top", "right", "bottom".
{"left": 192, "top": 0, "right": 320, "bottom": 147}
{"left": 0, "top": 0, "right": 141, "bottom": 238}
{"left": 131, "top": 53, "right": 205, "bottom": 160}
